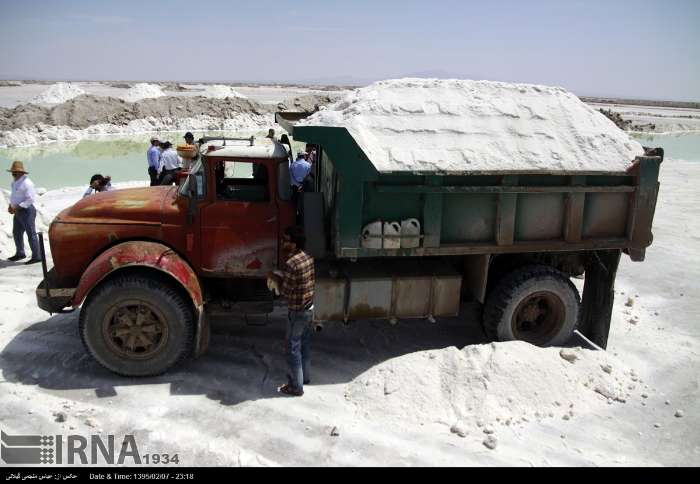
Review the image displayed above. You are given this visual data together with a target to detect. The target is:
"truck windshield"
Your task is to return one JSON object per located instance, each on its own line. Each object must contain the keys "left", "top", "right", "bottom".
{"left": 179, "top": 159, "right": 205, "bottom": 198}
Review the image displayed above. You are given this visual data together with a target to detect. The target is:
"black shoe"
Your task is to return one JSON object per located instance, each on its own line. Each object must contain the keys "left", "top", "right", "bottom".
{"left": 287, "top": 373, "right": 310, "bottom": 385}
{"left": 278, "top": 383, "right": 304, "bottom": 397}
{"left": 7, "top": 254, "right": 26, "bottom": 262}
{"left": 25, "top": 258, "right": 41, "bottom": 265}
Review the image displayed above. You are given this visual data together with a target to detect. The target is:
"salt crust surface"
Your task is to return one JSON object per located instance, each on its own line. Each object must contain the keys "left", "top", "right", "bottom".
{"left": 300, "top": 78, "right": 645, "bottom": 173}
{"left": 30, "top": 83, "right": 86, "bottom": 105}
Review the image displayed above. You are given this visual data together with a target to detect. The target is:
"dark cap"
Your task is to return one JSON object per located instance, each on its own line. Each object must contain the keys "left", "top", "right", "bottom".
{"left": 90, "top": 174, "right": 105, "bottom": 184}
{"left": 184, "top": 132, "right": 194, "bottom": 140}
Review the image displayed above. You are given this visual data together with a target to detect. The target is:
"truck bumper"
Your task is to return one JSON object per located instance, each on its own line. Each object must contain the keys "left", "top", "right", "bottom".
{"left": 35, "top": 234, "right": 76, "bottom": 313}
{"left": 36, "top": 278, "right": 76, "bottom": 313}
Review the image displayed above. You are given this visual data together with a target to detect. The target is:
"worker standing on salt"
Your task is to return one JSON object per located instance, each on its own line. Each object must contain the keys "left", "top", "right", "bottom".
{"left": 267, "top": 226, "right": 315, "bottom": 397}
{"left": 6, "top": 161, "right": 40, "bottom": 264}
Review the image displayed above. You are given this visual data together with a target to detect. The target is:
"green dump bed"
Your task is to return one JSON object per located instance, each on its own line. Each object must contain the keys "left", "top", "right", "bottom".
{"left": 279, "top": 114, "right": 662, "bottom": 263}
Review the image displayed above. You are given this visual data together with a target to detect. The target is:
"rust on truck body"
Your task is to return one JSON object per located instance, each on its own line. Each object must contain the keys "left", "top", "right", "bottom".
{"left": 72, "top": 240, "right": 203, "bottom": 309}
{"left": 48, "top": 186, "right": 181, "bottom": 287}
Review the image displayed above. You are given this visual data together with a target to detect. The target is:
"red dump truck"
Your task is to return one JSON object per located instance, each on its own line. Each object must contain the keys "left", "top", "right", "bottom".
{"left": 35, "top": 123, "right": 663, "bottom": 376}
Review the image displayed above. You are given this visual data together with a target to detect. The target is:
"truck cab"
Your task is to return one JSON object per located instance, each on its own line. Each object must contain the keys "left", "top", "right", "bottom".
{"left": 37, "top": 136, "right": 297, "bottom": 376}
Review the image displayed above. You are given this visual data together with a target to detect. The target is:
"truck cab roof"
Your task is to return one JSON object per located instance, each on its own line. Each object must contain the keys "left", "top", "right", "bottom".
{"left": 199, "top": 136, "right": 289, "bottom": 160}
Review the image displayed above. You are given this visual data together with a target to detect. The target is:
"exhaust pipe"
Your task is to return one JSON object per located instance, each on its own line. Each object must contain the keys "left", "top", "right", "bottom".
{"left": 313, "top": 323, "right": 324, "bottom": 333}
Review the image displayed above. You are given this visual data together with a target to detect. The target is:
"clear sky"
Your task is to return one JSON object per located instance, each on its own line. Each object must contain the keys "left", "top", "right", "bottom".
{"left": 1, "top": 0, "right": 698, "bottom": 101}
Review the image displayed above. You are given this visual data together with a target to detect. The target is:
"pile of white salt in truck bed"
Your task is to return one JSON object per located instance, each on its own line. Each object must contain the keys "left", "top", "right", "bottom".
{"left": 300, "top": 78, "right": 645, "bottom": 173}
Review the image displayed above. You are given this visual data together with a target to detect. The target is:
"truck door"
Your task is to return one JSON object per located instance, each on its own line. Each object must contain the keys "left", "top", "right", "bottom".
{"left": 200, "top": 159, "right": 278, "bottom": 277}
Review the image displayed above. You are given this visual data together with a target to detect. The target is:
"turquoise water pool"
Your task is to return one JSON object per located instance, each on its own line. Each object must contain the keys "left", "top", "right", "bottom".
{"left": 631, "top": 132, "right": 700, "bottom": 163}
{"left": 0, "top": 130, "right": 275, "bottom": 190}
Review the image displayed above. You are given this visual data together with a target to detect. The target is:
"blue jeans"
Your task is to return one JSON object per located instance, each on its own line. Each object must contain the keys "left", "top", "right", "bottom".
{"left": 285, "top": 309, "right": 313, "bottom": 391}
{"left": 13, "top": 205, "right": 39, "bottom": 259}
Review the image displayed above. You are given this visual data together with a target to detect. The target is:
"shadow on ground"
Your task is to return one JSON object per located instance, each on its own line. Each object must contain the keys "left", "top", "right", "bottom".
{"left": 0, "top": 303, "right": 496, "bottom": 407}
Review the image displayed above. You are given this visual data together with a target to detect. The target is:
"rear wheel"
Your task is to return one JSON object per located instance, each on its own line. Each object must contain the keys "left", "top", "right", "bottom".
{"left": 79, "top": 274, "right": 194, "bottom": 376}
{"left": 483, "top": 265, "right": 580, "bottom": 347}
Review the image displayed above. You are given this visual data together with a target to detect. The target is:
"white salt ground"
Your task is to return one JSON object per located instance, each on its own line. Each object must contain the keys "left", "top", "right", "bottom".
{"left": 300, "top": 78, "right": 645, "bottom": 173}
{"left": 202, "top": 85, "right": 247, "bottom": 99}
{"left": 121, "top": 83, "right": 166, "bottom": 102}
{"left": 30, "top": 83, "right": 86, "bottom": 105}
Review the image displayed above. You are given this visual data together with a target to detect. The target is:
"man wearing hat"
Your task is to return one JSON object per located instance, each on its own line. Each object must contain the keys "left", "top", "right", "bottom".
{"left": 6, "top": 161, "right": 40, "bottom": 264}
{"left": 181, "top": 132, "right": 199, "bottom": 171}
{"left": 147, "top": 136, "right": 161, "bottom": 186}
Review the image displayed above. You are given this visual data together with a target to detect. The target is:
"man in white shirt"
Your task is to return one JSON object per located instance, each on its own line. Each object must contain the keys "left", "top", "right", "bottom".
{"left": 6, "top": 161, "right": 40, "bottom": 264}
{"left": 158, "top": 141, "right": 182, "bottom": 185}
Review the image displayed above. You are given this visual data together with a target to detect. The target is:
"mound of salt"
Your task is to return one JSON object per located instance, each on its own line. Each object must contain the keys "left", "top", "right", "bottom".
{"left": 345, "top": 341, "right": 636, "bottom": 429}
{"left": 30, "top": 83, "right": 86, "bottom": 105}
{"left": 202, "top": 85, "right": 246, "bottom": 99}
{"left": 121, "top": 83, "right": 166, "bottom": 103}
{"left": 299, "top": 78, "right": 644, "bottom": 173}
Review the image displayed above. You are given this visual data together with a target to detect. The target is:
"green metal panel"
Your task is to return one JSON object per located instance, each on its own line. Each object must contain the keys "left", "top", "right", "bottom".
{"left": 441, "top": 194, "right": 497, "bottom": 243}
{"left": 496, "top": 175, "right": 518, "bottom": 246}
{"left": 564, "top": 175, "right": 586, "bottom": 243}
{"left": 422, "top": 177, "right": 443, "bottom": 248}
{"left": 628, "top": 157, "right": 661, "bottom": 247}
{"left": 362, "top": 190, "right": 423, "bottom": 226}
{"left": 583, "top": 192, "right": 629, "bottom": 239}
{"left": 515, "top": 193, "right": 566, "bottom": 241}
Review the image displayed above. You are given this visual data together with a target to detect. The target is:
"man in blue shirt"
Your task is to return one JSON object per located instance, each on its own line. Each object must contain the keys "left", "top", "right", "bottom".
{"left": 289, "top": 151, "right": 312, "bottom": 219}
{"left": 290, "top": 151, "right": 311, "bottom": 189}
{"left": 147, "top": 137, "right": 161, "bottom": 186}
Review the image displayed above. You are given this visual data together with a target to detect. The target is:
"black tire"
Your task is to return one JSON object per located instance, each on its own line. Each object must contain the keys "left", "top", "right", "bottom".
{"left": 483, "top": 265, "right": 580, "bottom": 347}
{"left": 79, "top": 273, "right": 195, "bottom": 377}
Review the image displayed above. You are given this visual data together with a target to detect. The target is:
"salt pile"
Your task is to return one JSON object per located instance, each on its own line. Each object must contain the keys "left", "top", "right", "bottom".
{"left": 346, "top": 341, "right": 641, "bottom": 429}
{"left": 203, "top": 85, "right": 246, "bottom": 99}
{"left": 121, "top": 83, "right": 166, "bottom": 102}
{"left": 300, "top": 78, "right": 644, "bottom": 173}
{"left": 30, "top": 83, "right": 86, "bottom": 105}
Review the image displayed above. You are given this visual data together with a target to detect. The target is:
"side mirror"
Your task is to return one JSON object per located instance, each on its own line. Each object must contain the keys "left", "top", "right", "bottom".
{"left": 187, "top": 174, "right": 197, "bottom": 224}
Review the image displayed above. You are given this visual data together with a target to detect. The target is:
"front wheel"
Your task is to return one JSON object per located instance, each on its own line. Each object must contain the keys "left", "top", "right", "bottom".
{"left": 483, "top": 265, "right": 580, "bottom": 347}
{"left": 79, "top": 273, "right": 195, "bottom": 376}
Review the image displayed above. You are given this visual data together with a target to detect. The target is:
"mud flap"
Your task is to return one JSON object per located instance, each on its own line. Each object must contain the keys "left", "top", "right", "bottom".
{"left": 579, "top": 250, "right": 622, "bottom": 349}
{"left": 194, "top": 305, "right": 210, "bottom": 358}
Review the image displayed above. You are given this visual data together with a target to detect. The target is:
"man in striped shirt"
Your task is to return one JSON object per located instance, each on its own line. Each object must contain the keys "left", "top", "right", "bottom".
{"left": 269, "top": 226, "right": 315, "bottom": 396}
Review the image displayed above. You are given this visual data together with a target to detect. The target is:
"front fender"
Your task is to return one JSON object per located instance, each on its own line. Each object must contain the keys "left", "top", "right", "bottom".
{"left": 73, "top": 241, "right": 209, "bottom": 357}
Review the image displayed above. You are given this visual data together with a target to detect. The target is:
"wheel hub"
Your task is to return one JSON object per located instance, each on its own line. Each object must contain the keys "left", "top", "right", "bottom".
{"left": 511, "top": 291, "right": 566, "bottom": 345}
{"left": 102, "top": 300, "right": 168, "bottom": 360}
